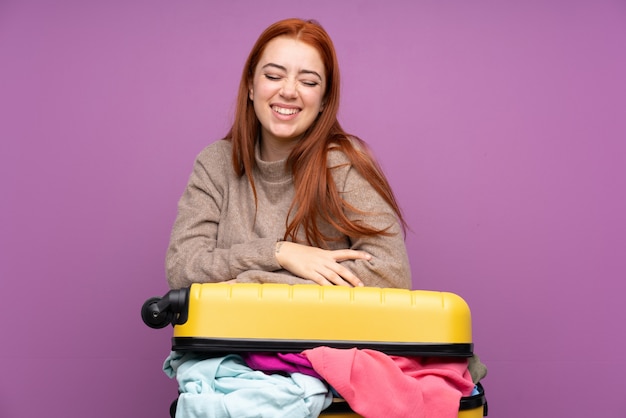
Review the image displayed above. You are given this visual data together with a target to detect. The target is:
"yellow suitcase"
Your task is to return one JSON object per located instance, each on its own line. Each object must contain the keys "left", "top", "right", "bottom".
{"left": 142, "top": 283, "right": 488, "bottom": 417}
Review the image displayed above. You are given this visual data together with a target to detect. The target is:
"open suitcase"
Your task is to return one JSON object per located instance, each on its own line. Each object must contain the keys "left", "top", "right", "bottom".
{"left": 142, "top": 283, "right": 488, "bottom": 417}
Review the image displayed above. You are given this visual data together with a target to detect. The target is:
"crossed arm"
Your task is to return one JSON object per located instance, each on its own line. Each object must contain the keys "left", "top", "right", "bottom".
{"left": 165, "top": 144, "right": 411, "bottom": 289}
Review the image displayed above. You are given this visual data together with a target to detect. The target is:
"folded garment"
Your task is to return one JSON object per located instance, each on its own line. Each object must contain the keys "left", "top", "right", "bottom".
{"left": 164, "top": 351, "right": 332, "bottom": 418}
{"left": 303, "top": 347, "right": 475, "bottom": 418}
{"left": 241, "top": 352, "right": 323, "bottom": 380}
{"left": 468, "top": 354, "right": 488, "bottom": 383}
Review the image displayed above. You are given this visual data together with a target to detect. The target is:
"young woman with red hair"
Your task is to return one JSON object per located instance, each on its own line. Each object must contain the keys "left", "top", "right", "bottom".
{"left": 165, "top": 18, "right": 411, "bottom": 290}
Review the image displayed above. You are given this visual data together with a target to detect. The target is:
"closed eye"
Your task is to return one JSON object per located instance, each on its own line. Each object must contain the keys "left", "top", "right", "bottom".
{"left": 301, "top": 80, "right": 319, "bottom": 87}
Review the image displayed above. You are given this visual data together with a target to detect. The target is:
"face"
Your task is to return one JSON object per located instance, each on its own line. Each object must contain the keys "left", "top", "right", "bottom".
{"left": 249, "top": 36, "right": 326, "bottom": 150}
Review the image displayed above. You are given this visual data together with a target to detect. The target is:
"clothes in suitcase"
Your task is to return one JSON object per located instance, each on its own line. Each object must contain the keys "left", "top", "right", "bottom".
{"left": 142, "top": 283, "right": 488, "bottom": 417}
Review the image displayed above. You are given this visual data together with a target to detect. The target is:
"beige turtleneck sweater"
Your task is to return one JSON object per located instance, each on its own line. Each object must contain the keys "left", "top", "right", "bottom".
{"left": 165, "top": 139, "right": 411, "bottom": 290}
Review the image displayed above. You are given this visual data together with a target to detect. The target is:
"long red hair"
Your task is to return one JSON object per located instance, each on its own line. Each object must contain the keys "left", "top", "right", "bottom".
{"left": 226, "top": 18, "right": 406, "bottom": 247}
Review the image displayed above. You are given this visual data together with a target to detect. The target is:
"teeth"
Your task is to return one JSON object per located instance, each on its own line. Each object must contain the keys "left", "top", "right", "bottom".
{"left": 272, "top": 106, "right": 299, "bottom": 115}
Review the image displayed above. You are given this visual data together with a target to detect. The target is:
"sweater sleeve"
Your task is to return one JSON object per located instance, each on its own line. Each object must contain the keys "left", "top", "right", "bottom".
{"left": 329, "top": 150, "right": 412, "bottom": 289}
{"left": 165, "top": 142, "right": 282, "bottom": 289}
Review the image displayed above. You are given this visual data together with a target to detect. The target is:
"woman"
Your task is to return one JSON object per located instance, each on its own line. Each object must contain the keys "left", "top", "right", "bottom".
{"left": 166, "top": 18, "right": 411, "bottom": 290}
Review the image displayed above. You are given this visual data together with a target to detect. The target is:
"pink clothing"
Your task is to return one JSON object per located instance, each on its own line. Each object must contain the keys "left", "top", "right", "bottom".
{"left": 241, "top": 352, "right": 323, "bottom": 380}
{"left": 303, "top": 347, "right": 475, "bottom": 418}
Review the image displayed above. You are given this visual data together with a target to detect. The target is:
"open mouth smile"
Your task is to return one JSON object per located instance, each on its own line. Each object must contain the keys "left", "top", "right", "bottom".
{"left": 272, "top": 105, "right": 300, "bottom": 116}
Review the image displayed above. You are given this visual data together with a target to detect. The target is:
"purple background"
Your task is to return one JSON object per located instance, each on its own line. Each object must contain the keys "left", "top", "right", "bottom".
{"left": 1, "top": 0, "right": 625, "bottom": 416}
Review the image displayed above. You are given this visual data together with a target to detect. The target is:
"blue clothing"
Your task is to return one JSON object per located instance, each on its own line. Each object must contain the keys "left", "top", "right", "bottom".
{"left": 164, "top": 352, "right": 332, "bottom": 418}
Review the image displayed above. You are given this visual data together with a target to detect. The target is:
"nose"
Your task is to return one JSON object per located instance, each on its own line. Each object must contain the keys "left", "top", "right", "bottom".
{"left": 279, "top": 79, "right": 298, "bottom": 99}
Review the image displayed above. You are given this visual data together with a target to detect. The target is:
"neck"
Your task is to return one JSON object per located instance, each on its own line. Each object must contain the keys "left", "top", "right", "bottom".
{"left": 259, "top": 137, "right": 299, "bottom": 162}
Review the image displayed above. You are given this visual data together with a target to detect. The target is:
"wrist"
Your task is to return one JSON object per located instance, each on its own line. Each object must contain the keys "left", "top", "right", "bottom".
{"left": 275, "top": 241, "right": 285, "bottom": 266}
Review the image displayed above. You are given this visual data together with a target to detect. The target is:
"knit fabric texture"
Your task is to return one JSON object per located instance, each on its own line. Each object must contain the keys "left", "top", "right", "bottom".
{"left": 166, "top": 139, "right": 411, "bottom": 289}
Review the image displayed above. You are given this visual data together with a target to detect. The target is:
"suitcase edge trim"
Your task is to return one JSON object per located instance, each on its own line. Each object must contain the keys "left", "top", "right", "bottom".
{"left": 171, "top": 337, "right": 474, "bottom": 357}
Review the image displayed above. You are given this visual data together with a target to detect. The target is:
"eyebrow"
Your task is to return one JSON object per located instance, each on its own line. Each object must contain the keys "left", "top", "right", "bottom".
{"left": 262, "top": 63, "right": 323, "bottom": 82}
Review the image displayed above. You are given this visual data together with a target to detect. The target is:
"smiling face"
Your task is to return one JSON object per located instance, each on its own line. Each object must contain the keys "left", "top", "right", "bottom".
{"left": 249, "top": 36, "right": 326, "bottom": 159}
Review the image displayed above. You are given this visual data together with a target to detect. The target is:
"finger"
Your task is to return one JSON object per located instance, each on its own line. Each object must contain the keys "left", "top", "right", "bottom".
{"left": 310, "top": 272, "right": 334, "bottom": 286}
{"left": 331, "top": 249, "right": 372, "bottom": 262}
{"left": 318, "top": 267, "right": 352, "bottom": 287}
{"left": 327, "top": 264, "right": 363, "bottom": 287}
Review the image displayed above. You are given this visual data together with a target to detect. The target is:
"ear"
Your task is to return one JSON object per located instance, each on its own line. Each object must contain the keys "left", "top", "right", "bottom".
{"left": 248, "top": 80, "right": 254, "bottom": 101}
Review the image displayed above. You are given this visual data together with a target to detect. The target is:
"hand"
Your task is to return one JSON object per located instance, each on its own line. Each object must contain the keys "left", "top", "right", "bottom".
{"left": 274, "top": 241, "right": 371, "bottom": 287}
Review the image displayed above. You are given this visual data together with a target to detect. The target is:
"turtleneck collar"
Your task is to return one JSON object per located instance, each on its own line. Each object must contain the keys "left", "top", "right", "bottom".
{"left": 254, "top": 143, "right": 292, "bottom": 184}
